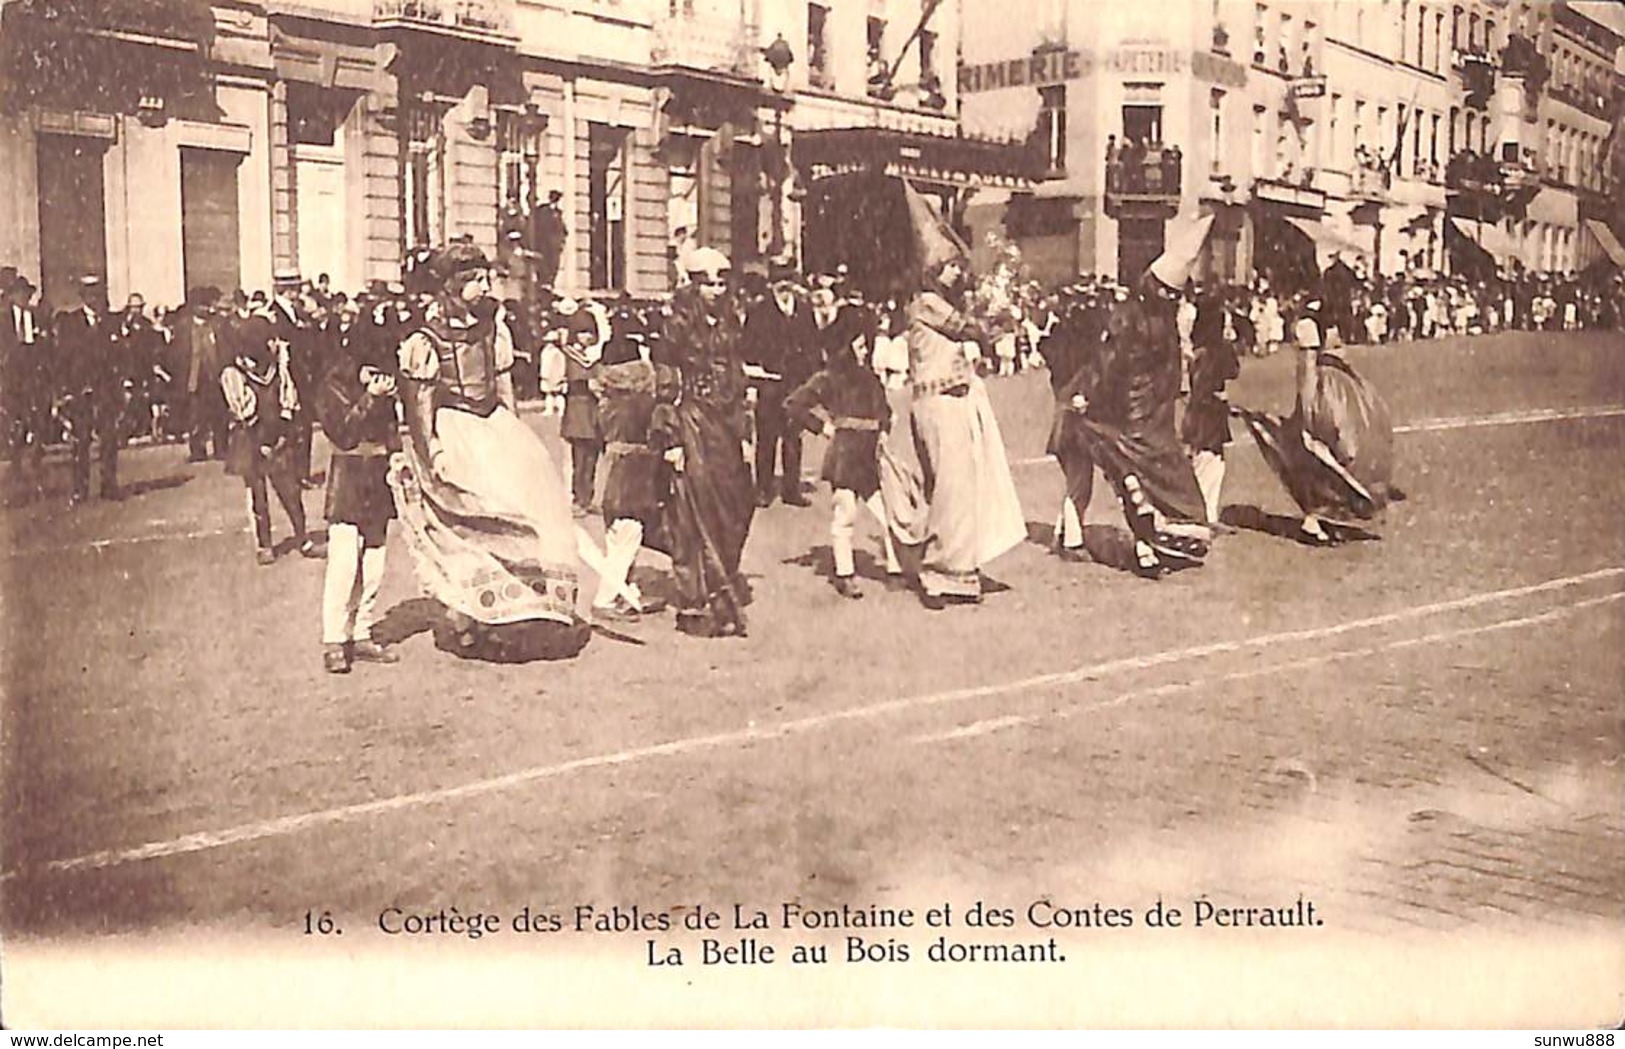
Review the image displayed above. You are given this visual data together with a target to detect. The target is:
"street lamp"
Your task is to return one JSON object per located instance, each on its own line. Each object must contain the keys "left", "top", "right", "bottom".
{"left": 762, "top": 33, "right": 795, "bottom": 257}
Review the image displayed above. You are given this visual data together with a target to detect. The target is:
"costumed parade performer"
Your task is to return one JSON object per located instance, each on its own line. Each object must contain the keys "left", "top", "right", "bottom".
{"left": 589, "top": 306, "right": 671, "bottom": 622}
{"left": 1070, "top": 215, "right": 1214, "bottom": 578}
{"left": 1037, "top": 280, "right": 1111, "bottom": 561}
{"left": 314, "top": 323, "right": 402, "bottom": 674}
{"left": 900, "top": 182, "right": 1026, "bottom": 609}
{"left": 653, "top": 247, "right": 757, "bottom": 638}
{"left": 388, "top": 243, "right": 588, "bottom": 660}
{"left": 1234, "top": 288, "right": 1406, "bottom": 544}
{"left": 783, "top": 315, "right": 902, "bottom": 599}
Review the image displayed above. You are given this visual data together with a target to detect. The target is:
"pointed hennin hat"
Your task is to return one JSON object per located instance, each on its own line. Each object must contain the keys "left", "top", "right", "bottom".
{"left": 903, "top": 179, "right": 970, "bottom": 277}
{"left": 1147, "top": 212, "right": 1216, "bottom": 290}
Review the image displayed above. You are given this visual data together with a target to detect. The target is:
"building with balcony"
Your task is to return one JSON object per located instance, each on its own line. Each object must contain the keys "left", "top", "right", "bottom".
{"left": 1, "top": 0, "right": 1029, "bottom": 311}
{"left": 957, "top": 0, "right": 1621, "bottom": 288}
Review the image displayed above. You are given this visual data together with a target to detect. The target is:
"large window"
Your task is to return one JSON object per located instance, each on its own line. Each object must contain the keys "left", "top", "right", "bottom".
{"left": 496, "top": 109, "right": 543, "bottom": 212}
{"left": 588, "top": 123, "right": 628, "bottom": 291}
{"left": 1039, "top": 85, "right": 1067, "bottom": 174}
{"left": 1210, "top": 89, "right": 1225, "bottom": 173}
{"left": 403, "top": 96, "right": 444, "bottom": 251}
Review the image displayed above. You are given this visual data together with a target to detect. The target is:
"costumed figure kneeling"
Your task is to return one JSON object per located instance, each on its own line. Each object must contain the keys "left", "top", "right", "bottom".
{"left": 387, "top": 243, "right": 589, "bottom": 660}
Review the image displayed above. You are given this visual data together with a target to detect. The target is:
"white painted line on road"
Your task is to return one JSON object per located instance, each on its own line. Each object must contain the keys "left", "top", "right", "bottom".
{"left": 8, "top": 564, "right": 1621, "bottom": 881}
{"left": 1393, "top": 405, "right": 1625, "bottom": 433}
{"left": 909, "top": 590, "right": 1625, "bottom": 746}
{"left": 5, "top": 523, "right": 248, "bottom": 559}
{"left": 1009, "top": 403, "right": 1625, "bottom": 468}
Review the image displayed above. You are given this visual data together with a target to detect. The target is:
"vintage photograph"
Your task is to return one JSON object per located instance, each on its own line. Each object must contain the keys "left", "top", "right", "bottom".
{"left": 1, "top": 0, "right": 1621, "bottom": 1029}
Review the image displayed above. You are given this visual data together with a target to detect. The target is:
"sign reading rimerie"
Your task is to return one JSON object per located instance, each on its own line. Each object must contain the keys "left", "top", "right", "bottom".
{"left": 959, "top": 47, "right": 1247, "bottom": 93}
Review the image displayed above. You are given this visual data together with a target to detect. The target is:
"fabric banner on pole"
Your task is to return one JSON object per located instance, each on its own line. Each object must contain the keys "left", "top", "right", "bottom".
{"left": 1584, "top": 218, "right": 1625, "bottom": 268}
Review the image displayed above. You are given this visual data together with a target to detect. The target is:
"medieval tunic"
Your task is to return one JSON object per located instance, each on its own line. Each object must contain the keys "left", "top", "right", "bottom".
{"left": 390, "top": 301, "right": 580, "bottom": 627}
{"left": 904, "top": 289, "right": 1025, "bottom": 599}
{"left": 315, "top": 358, "right": 400, "bottom": 543}
{"left": 595, "top": 355, "right": 668, "bottom": 536}
{"left": 654, "top": 289, "right": 756, "bottom": 630}
{"left": 1039, "top": 298, "right": 1109, "bottom": 522}
{"left": 783, "top": 351, "right": 891, "bottom": 499}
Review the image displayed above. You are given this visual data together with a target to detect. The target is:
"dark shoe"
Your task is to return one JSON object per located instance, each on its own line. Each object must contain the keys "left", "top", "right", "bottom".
{"left": 676, "top": 610, "right": 715, "bottom": 637}
{"left": 1152, "top": 532, "right": 1208, "bottom": 563}
{"left": 1057, "top": 545, "right": 1090, "bottom": 563}
{"left": 632, "top": 595, "right": 667, "bottom": 615}
{"left": 323, "top": 644, "right": 351, "bottom": 674}
{"left": 1132, "top": 541, "right": 1168, "bottom": 580}
{"left": 781, "top": 492, "right": 811, "bottom": 507}
{"left": 299, "top": 538, "right": 326, "bottom": 559}
{"left": 349, "top": 640, "right": 399, "bottom": 665}
{"left": 920, "top": 591, "right": 948, "bottom": 611}
{"left": 255, "top": 548, "right": 277, "bottom": 567}
{"left": 832, "top": 576, "right": 864, "bottom": 600}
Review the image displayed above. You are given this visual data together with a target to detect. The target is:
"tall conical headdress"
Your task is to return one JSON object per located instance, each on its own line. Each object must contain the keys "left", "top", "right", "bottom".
{"left": 903, "top": 179, "right": 970, "bottom": 277}
{"left": 1147, "top": 212, "right": 1215, "bottom": 289}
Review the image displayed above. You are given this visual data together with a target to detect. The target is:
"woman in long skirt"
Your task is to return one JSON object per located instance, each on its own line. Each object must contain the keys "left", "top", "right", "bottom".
{"left": 1235, "top": 298, "right": 1405, "bottom": 544}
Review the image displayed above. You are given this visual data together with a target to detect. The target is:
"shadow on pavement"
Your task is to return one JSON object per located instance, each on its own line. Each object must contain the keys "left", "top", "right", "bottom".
{"left": 372, "top": 596, "right": 442, "bottom": 646}
{"left": 1221, "top": 503, "right": 1381, "bottom": 545}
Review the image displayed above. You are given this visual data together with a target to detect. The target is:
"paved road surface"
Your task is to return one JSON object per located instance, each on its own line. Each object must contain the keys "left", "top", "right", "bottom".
{"left": 2, "top": 331, "right": 1621, "bottom": 1027}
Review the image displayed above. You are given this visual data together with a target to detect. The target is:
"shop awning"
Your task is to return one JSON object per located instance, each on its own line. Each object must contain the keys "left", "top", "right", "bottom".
{"left": 795, "top": 127, "right": 1039, "bottom": 190}
{"left": 1284, "top": 216, "right": 1372, "bottom": 263}
{"left": 1585, "top": 219, "right": 1625, "bottom": 268}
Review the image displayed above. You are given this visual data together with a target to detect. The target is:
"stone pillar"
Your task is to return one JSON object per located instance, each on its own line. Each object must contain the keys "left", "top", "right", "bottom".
{"left": 269, "top": 78, "right": 298, "bottom": 276}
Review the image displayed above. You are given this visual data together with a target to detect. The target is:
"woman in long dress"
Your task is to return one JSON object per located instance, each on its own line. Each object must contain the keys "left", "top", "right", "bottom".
{"left": 388, "top": 243, "right": 588, "bottom": 660}
{"left": 652, "top": 247, "right": 757, "bottom": 637}
{"left": 1234, "top": 297, "right": 1405, "bottom": 544}
{"left": 904, "top": 254, "right": 1026, "bottom": 608}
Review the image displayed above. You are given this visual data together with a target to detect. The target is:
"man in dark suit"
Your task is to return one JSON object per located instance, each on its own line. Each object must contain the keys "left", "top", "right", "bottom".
{"left": 2, "top": 273, "right": 49, "bottom": 466}
{"left": 55, "top": 276, "right": 122, "bottom": 503}
{"left": 174, "top": 287, "right": 229, "bottom": 461}
{"left": 742, "top": 259, "right": 822, "bottom": 507}
{"left": 268, "top": 267, "right": 319, "bottom": 486}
